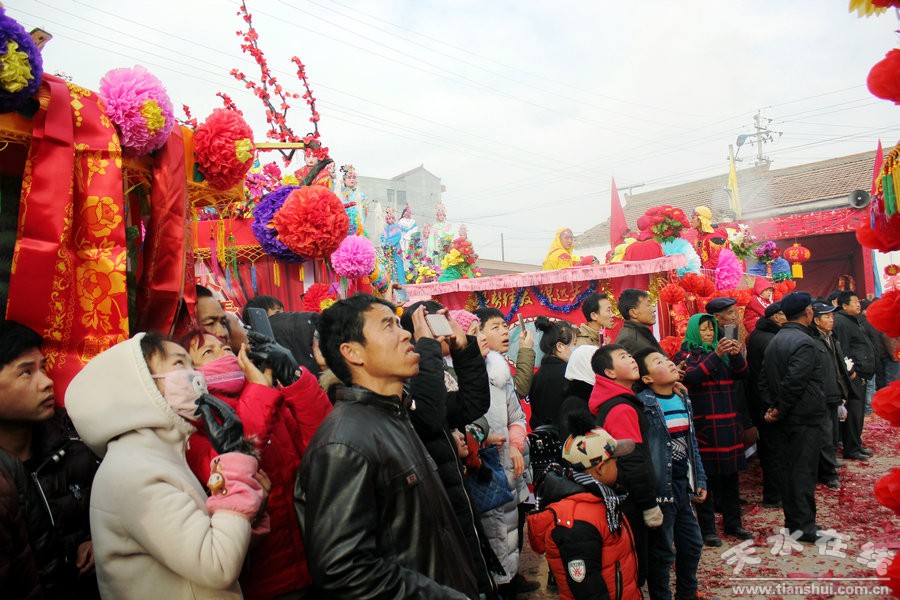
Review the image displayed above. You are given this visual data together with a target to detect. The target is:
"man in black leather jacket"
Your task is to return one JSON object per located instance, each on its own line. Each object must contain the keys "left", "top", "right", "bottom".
{"left": 295, "top": 294, "right": 478, "bottom": 599}
{"left": 762, "top": 293, "right": 827, "bottom": 543}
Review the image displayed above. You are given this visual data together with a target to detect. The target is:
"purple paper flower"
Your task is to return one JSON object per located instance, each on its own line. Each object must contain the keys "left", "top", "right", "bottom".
{"left": 0, "top": 8, "right": 43, "bottom": 113}
{"left": 99, "top": 66, "right": 175, "bottom": 155}
{"left": 251, "top": 186, "right": 305, "bottom": 263}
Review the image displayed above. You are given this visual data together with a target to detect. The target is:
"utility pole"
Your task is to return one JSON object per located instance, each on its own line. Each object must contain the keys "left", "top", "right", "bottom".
{"left": 752, "top": 111, "right": 779, "bottom": 167}
{"left": 500, "top": 233, "right": 505, "bottom": 262}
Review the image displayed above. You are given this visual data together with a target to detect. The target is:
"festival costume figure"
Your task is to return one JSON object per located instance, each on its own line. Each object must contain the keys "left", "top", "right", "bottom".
{"left": 340, "top": 164, "right": 368, "bottom": 236}
{"left": 398, "top": 205, "right": 418, "bottom": 257}
{"left": 381, "top": 207, "right": 405, "bottom": 283}
{"left": 294, "top": 147, "right": 333, "bottom": 190}
{"left": 427, "top": 203, "right": 453, "bottom": 261}
{"left": 691, "top": 206, "right": 728, "bottom": 270}
{"left": 542, "top": 227, "right": 579, "bottom": 270}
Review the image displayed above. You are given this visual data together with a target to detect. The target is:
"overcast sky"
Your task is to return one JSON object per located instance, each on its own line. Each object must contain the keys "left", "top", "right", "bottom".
{"left": 11, "top": 1, "right": 900, "bottom": 264}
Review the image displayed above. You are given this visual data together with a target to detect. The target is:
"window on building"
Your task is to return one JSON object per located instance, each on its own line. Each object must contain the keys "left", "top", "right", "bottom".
{"left": 386, "top": 189, "right": 395, "bottom": 205}
{"left": 397, "top": 190, "right": 407, "bottom": 206}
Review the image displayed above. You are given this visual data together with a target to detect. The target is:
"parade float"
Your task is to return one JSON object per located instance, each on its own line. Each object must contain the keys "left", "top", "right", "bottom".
{"left": 0, "top": 3, "right": 403, "bottom": 398}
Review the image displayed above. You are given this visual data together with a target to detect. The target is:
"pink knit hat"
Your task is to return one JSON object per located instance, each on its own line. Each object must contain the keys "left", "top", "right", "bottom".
{"left": 449, "top": 310, "right": 479, "bottom": 332}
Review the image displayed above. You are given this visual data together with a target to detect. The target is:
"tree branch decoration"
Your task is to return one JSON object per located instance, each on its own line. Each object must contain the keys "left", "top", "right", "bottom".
{"left": 227, "top": 0, "right": 324, "bottom": 165}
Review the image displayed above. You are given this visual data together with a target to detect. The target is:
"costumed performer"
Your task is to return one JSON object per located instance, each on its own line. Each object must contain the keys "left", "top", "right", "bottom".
{"left": 340, "top": 164, "right": 368, "bottom": 236}
{"left": 398, "top": 205, "right": 418, "bottom": 256}
{"left": 427, "top": 203, "right": 454, "bottom": 260}
{"left": 293, "top": 139, "right": 333, "bottom": 189}
{"left": 381, "top": 207, "right": 405, "bottom": 283}
{"left": 623, "top": 216, "right": 664, "bottom": 262}
{"left": 691, "top": 206, "right": 728, "bottom": 269}
{"left": 608, "top": 229, "right": 638, "bottom": 263}
{"left": 542, "top": 227, "right": 579, "bottom": 270}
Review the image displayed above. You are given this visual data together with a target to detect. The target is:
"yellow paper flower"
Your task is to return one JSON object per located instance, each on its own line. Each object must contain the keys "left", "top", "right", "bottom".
{"left": 140, "top": 99, "right": 166, "bottom": 135}
{"left": 320, "top": 298, "right": 336, "bottom": 311}
{"left": 849, "top": 0, "right": 888, "bottom": 17}
{"left": 235, "top": 138, "right": 254, "bottom": 163}
{"left": 282, "top": 173, "right": 300, "bottom": 186}
{"left": 0, "top": 40, "right": 33, "bottom": 93}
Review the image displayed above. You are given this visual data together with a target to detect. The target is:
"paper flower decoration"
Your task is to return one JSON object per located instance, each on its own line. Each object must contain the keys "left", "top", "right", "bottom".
{"left": 885, "top": 264, "right": 900, "bottom": 277}
{"left": 0, "top": 8, "right": 42, "bottom": 113}
{"left": 714, "top": 248, "right": 743, "bottom": 291}
{"left": 866, "top": 290, "right": 900, "bottom": 337}
{"left": 753, "top": 241, "right": 780, "bottom": 264}
{"left": 251, "top": 185, "right": 304, "bottom": 263}
{"left": 194, "top": 108, "right": 255, "bottom": 190}
{"left": 868, "top": 49, "right": 900, "bottom": 104}
{"left": 302, "top": 283, "right": 338, "bottom": 313}
{"left": 644, "top": 205, "right": 690, "bottom": 243}
{"left": 661, "top": 238, "right": 701, "bottom": 276}
{"left": 272, "top": 186, "right": 348, "bottom": 259}
{"left": 872, "top": 381, "right": 900, "bottom": 426}
{"left": 874, "top": 468, "right": 900, "bottom": 516}
{"left": 658, "top": 283, "right": 686, "bottom": 305}
{"left": 679, "top": 273, "right": 716, "bottom": 298}
{"left": 98, "top": 66, "right": 174, "bottom": 155}
{"left": 331, "top": 235, "right": 376, "bottom": 279}
{"left": 659, "top": 335, "right": 683, "bottom": 360}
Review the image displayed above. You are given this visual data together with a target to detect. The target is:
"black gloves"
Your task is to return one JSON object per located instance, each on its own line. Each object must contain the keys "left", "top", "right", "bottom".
{"left": 246, "top": 329, "right": 300, "bottom": 387}
{"left": 196, "top": 393, "right": 255, "bottom": 455}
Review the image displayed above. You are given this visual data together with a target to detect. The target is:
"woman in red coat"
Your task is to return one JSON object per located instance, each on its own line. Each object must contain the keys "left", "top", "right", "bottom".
{"left": 743, "top": 277, "right": 774, "bottom": 336}
{"left": 673, "top": 315, "right": 750, "bottom": 548}
{"left": 183, "top": 332, "right": 332, "bottom": 600}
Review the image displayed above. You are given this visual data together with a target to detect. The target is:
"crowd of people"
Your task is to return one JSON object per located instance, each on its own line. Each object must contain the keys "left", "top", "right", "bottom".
{"left": 0, "top": 279, "right": 895, "bottom": 599}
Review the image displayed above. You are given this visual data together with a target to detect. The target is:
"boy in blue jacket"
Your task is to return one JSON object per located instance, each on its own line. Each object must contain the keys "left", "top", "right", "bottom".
{"left": 634, "top": 349, "right": 707, "bottom": 600}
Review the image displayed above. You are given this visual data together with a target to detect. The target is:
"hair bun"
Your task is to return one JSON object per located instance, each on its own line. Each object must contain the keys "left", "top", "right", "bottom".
{"left": 567, "top": 409, "right": 597, "bottom": 437}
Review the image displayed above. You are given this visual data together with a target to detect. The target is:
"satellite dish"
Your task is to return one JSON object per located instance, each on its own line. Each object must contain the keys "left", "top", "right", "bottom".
{"left": 848, "top": 189, "right": 871, "bottom": 209}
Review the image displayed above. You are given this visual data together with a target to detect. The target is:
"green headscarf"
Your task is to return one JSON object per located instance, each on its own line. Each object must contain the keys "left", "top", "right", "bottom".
{"left": 681, "top": 313, "right": 728, "bottom": 364}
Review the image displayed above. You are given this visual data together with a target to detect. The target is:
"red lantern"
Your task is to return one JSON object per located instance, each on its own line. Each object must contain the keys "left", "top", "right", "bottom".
{"left": 782, "top": 243, "right": 811, "bottom": 279}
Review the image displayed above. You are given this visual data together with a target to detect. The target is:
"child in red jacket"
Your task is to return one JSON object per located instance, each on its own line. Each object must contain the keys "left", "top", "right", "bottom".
{"left": 528, "top": 412, "right": 641, "bottom": 600}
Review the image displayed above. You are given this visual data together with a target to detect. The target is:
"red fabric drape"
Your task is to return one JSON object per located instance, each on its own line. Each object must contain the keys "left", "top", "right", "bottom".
{"left": 135, "top": 126, "right": 192, "bottom": 336}
{"left": 7, "top": 75, "right": 128, "bottom": 404}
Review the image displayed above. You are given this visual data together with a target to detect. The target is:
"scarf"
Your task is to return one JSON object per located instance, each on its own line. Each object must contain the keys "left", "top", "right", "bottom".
{"left": 542, "top": 227, "right": 575, "bottom": 270}
{"left": 681, "top": 313, "right": 728, "bottom": 365}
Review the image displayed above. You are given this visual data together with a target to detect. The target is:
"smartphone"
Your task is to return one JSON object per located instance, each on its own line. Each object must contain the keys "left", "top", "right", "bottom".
{"left": 723, "top": 324, "right": 738, "bottom": 341}
{"left": 245, "top": 307, "right": 275, "bottom": 340}
{"left": 517, "top": 312, "right": 524, "bottom": 329}
{"left": 425, "top": 313, "right": 455, "bottom": 337}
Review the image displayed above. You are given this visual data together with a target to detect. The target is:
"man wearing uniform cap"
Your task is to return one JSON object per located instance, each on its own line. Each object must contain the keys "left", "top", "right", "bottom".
{"left": 762, "top": 292, "right": 828, "bottom": 542}
{"left": 811, "top": 302, "right": 857, "bottom": 488}
{"left": 745, "top": 300, "right": 786, "bottom": 508}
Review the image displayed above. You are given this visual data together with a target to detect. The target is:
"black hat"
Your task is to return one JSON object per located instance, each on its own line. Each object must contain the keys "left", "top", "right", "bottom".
{"left": 827, "top": 290, "right": 842, "bottom": 303}
{"left": 812, "top": 301, "right": 837, "bottom": 316}
{"left": 781, "top": 292, "right": 813, "bottom": 319}
{"left": 705, "top": 297, "right": 736, "bottom": 314}
{"left": 764, "top": 301, "right": 783, "bottom": 318}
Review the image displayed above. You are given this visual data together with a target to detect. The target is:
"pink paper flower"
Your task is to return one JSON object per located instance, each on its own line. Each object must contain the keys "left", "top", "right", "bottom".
{"left": 99, "top": 66, "right": 175, "bottom": 155}
{"left": 330, "top": 235, "right": 376, "bottom": 279}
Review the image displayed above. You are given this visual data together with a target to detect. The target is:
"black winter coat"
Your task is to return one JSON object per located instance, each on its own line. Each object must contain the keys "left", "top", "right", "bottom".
{"left": 528, "top": 355, "right": 568, "bottom": 430}
{"left": 746, "top": 316, "right": 781, "bottom": 423}
{"left": 407, "top": 336, "right": 499, "bottom": 595}
{"left": 0, "top": 459, "right": 41, "bottom": 599}
{"left": 811, "top": 329, "right": 857, "bottom": 406}
{"left": 296, "top": 384, "right": 479, "bottom": 599}
{"left": 833, "top": 311, "right": 877, "bottom": 379}
{"left": 555, "top": 379, "right": 594, "bottom": 440}
{"left": 25, "top": 411, "right": 99, "bottom": 573}
{"left": 763, "top": 322, "right": 827, "bottom": 425}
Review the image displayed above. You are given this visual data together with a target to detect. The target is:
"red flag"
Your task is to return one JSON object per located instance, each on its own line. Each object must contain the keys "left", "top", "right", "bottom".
{"left": 872, "top": 139, "right": 884, "bottom": 195}
{"left": 609, "top": 177, "right": 627, "bottom": 248}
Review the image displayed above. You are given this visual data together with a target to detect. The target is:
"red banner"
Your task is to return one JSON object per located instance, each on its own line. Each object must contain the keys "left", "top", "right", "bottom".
{"left": 7, "top": 75, "right": 128, "bottom": 404}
